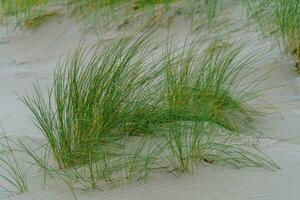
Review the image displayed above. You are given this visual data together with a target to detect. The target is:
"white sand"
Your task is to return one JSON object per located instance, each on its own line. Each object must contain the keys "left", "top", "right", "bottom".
{"left": 9, "top": 143, "right": 300, "bottom": 200}
{"left": 1, "top": 2, "right": 300, "bottom": 199}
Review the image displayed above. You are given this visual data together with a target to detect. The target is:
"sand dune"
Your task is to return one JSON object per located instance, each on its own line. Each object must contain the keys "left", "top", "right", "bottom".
{"left": 1, "top": 2, "right": 300, "bottom": 199}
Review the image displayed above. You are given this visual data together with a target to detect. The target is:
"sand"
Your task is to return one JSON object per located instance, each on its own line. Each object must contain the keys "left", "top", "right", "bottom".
{"left": 1, "top": 1, "right": 300, "bottom": 199}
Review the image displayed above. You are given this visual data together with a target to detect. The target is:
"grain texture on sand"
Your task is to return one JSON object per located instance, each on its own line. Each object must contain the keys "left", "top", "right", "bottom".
{"left": 1, "top": 1, "right": 300, "bottom": 199}
{"left": 9, "top": 143, "right": 300, "bottom": 200}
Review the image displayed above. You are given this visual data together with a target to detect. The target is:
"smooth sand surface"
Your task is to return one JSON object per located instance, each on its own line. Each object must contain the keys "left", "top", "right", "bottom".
{"left": 1, "top": 2, "right": 300, "bottom": 199}
{"left": 10, "top": 144, "right": 300, "bottom": 200}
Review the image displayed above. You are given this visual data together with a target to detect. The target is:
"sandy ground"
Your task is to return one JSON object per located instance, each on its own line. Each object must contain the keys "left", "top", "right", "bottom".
{"left": 1, "top": 2, "right": 300, "bottom": 199}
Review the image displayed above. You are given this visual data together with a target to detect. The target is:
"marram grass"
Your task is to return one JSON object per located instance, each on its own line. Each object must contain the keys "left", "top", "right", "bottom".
{"left": 0, "top": 0, "right": 52, "bottom": 27}
{"left": 0, "top": 0, "right": 227, "bottom": 29}
{"left": 161, "top": 39, "right": 265, "bottom": 133}
{"left": 0, "top": 130, "right": 28, "bottom": 197}
{"left": 244, "top": 0, "right": 300, "bottom": 71}
{"left": 21, "top": 32, "right": 162, "bottom": 169}
{"left": 161, "top": 121, "right": 278, "bottom": 173}
{"left": 20, "top": 33, "right": 278, "bottom": 191}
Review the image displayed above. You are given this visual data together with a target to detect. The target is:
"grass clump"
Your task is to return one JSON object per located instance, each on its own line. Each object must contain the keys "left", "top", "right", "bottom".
{"left": 161, "top": 40, "right": 263, "bottom": 133}
{"left": 68, "top": 0, "right": 180, "bottom": 29}
{"left": 161, "top": 121, "right": 278, "bottom": 173}
{"left": 68, "top": 0, "right": 224, "bottom": 28}
{"left": 244, "top": 0, "right": 300, "bottom": 71}
{"left": 0, "top": 130, "right": 28, "bottom": 197}
{"left": 21, "top": 32, "right": 278, "bottom": 191}
{"left": 0, "top": 0, "right": 228, "bottom": 29}
{"left": 0, "top": 0, "right": 53, "bottom": 27}
{"left": 0, "top": 0, "right": 48, "bottom": 16}
{"left": 158, "top": 39, "right": 276, "bottom": 172}
{"left": 21, "top": 32, "right": 161, "bottom": 169}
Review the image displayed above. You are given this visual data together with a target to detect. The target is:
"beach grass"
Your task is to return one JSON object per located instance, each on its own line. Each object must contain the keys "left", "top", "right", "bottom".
{"left": 0, "top": 130, "right": 28, "bottom": 197}
{"left": 244, "top": 0, "right": 300, "bottom": 71}
{"left": 162, "top": 39, "right": 262, "bottom": 133}
{"left": 0, "top": 0, "right": 229, "bottom": 29}
{"left": 19, "top": 31, "right": 279, "bottom": 190}
{"left": 161, "top": 121, "right": 279, "bottom": 173}
{"left": 0, "top": 0, "right": 285, "bottom": 197}
{"left": 0, "top": 0, "right": 52, "bottom": 27}
{"left": 21, "top": 31, "right": 162, "bottom": 169}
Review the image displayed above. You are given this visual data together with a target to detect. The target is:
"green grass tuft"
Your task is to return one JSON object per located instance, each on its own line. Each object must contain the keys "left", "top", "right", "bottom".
{"left": 0, "top": 0, "right": 52, "bottom": 27}
{"left": 20, "top": 32, "right": 278, "bottom": 191}
{"left": 0, "top": 0, "right": 228, "bottom": 29}
{"left": 244, "top": 0, "right": 300, "bottom": 71}
{"left": 0, "top": 130, "right": 28, "bottom": 197}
